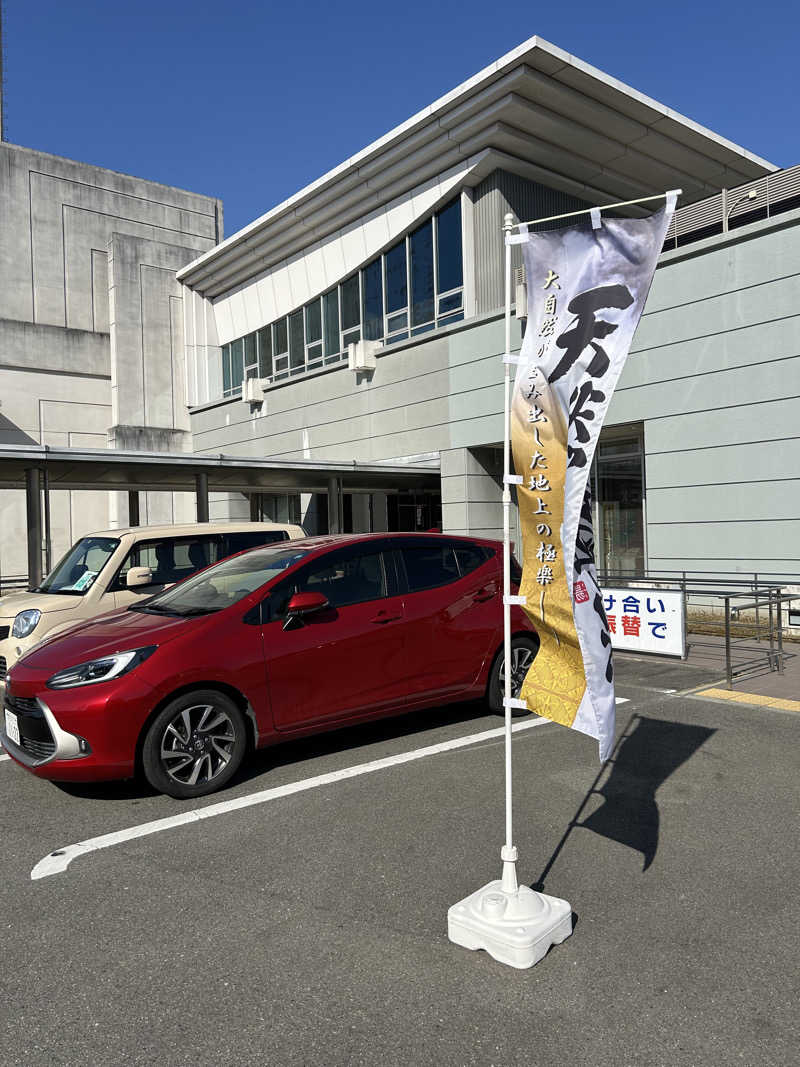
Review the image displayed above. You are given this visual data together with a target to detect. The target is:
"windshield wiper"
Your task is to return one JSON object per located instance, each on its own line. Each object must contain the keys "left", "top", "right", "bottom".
{"left": 172, "top": 606, "right": 221, "bottom": 617}
{"left": 130, "top": 604, "right": 183, "bottom": 616}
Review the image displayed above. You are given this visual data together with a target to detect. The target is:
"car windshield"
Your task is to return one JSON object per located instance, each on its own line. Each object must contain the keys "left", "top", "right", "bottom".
{"left": 36, "top": 536, "right": 120, "bottom": 596}
{"left": 133, "top": 544, "right": 312, "bottom": 616}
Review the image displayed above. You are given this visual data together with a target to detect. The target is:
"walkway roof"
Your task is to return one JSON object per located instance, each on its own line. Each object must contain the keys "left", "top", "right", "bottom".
{"left": 0, "top": 445, "right": 440, "bottom": 494}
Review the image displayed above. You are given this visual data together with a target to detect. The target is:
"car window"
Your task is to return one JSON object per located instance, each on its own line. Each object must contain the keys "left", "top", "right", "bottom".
{"left": 401, "top": 545, "right": 460, "bottom": 592}
{"left": 223, "top": 530, "right": 289, "bottom": 556}
{"left": 117, "top": 536, "right": 221, "bottom": 588}
{"left": 454, "top": 544, "right": 489, "bottom": 577}
{"left": 37, "top": 536, "right": 120, "bottom": 596}
{"left": 268, "top": 550, "right": 387, "bottom": 617}
{"left": 140, "top": 544, "right": 312, "bottom": 616}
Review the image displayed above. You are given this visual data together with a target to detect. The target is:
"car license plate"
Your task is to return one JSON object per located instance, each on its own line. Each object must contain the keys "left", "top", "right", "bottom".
{"left": 4, "top": 709, "right": 20, "bottom": 747}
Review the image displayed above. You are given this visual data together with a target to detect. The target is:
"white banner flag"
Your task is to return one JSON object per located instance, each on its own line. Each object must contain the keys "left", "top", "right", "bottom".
{"left": 511, "top": 196, "right": 676, "bottom": 759}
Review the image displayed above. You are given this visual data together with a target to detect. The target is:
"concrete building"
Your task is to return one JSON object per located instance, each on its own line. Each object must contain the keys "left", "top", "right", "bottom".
{"left": 177, "top": 37, "right": 798, "bottom": 583}
{"left": 0, "top": 140, "right": 222, "bottom": 580}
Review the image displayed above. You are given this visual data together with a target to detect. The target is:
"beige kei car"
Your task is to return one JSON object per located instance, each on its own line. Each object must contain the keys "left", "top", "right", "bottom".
{"left": 0, "top": 521, "right": 306, "bottom": 684}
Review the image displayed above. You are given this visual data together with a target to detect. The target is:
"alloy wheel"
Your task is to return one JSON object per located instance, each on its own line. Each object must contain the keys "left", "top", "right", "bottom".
{"left": 160, "top": 703, "right": 236, "bottom": 787}
{"left": 498, "top": 645, "right": 535, "bottom": 699}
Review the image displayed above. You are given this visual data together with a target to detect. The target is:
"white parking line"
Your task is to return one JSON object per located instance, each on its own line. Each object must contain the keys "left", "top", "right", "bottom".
{"left": 32, "top": 716, "right": 556, "bottom": 880}
{"left": 0, "top": 754, "right": 10, "bottom": 763}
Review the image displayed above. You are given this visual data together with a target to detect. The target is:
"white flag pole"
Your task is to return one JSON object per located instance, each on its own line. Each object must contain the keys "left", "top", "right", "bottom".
{"left": 446, "top": 211, "right": 572, "bottom": 970}
{"left": 500, "top": 211, "right": 518, "bottom": 894}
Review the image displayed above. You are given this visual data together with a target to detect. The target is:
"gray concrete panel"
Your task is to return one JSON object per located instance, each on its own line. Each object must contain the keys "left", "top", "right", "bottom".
{"left": 646, "top": 519, "right": 800, "bottom": 562}
{"left": 646, "top": 438, "right": 800, "bottom": 488}
{"left": 647, "top": 481, "right": 800, "bottom": 524}
{"left": 611, "top": 354, "right": 800, "bottom": 427}
{"left": 0, "top": 317, "right": 110, "bottom": 378}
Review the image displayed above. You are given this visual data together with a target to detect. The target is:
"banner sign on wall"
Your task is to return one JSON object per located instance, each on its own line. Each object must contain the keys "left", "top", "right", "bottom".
{"left": 511, "top": 197, "right": 676, "bottom": 760}
{"left": 602, "top": 587, "right": 686, "bottom": 658}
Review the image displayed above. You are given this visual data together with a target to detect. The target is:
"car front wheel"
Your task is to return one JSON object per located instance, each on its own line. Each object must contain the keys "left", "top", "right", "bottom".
{"left": 487, "top": 636, "right": 539, "bottom": 715}
{"left": 142, "top": 689, "right": 248, "bottom": 799}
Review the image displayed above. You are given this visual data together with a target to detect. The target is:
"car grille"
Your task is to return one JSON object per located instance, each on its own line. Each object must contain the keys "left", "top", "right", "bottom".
{"left": 6, "top": 694, "right": 39, "bottom": 714}
{"left": 0, "top": 657, "right": 6, "bottom": 681}
{"left": 0, "top": 626, "right": 9, "bottom": 640}
{"left": 20, "top": 735, "right": 57, "bottom": 759}
{"left": 4, "top": 693, "right": 56, "bottom": 760}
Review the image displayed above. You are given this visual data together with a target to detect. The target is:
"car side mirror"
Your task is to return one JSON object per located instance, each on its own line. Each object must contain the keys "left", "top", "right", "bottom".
{"left": 283, "top": 591, "right": 330, "bottom": 630}
{"left": 126, "top": 566, "right": 153, "bottom": 589}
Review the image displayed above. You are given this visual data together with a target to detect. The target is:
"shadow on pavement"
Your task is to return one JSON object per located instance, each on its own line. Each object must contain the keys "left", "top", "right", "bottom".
{"left": 533, "top": 714, "right": 715, "bottom": 889}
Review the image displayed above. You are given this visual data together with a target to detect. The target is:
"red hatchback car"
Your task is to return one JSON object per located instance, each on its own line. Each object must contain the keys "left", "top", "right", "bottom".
{"left": 2, "top": 534, "right": 537, "bottom": 798}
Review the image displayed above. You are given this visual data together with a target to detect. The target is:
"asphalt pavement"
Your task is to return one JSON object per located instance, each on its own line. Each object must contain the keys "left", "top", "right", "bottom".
{"left": 1, "top": 654, "right": 797, "bottom": 1067}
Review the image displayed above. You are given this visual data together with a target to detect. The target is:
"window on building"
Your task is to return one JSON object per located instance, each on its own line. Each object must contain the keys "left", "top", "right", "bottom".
{"left": 305, "top": 298, "right": 323, "bottom": 368}
{"left": 222, "top": 342, "right": 232, "bottom": 396}
{"left": 216, "top": 198, "right": 464, "bottom": 398}
{"left": 410, "top": 219, "right": 435, "bottom": 334}
{"left": 244, "top": 333, "right": 258, "bottom": 379}
{"left": 229, "top": 339, "right": 244, "bottom": 394}
{"left": 289, "top": 310, "right": 304, "bottom": 371}
{"left": 323, "top": 289, "right": 340, "bottom": 360}
{"left": 362, "top": 259, "right": 383, "bottom": 342}
{"left": 340, "top": 274, "right": 361, "bottom": 350}
{"left": 273, "top": 318, "right": 289, "bottom": 378}
{"left": 384, "top": 239, "right": 408, "bottom": 342}
{"left": 258, "top": 326, "right": 272, "bottom": 379}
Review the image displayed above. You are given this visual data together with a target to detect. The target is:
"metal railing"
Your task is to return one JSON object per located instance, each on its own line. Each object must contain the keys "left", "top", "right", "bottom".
{"left": 597, "top": 571, "right": 799, "bottom": 688}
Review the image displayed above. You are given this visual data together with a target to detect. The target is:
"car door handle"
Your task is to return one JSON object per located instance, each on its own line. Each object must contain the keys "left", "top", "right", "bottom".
{"left": 473, "top": 588, "right": 494, "bottom": 602}
{"left": 370, "top": 611, "right": 402, "bottom": 623}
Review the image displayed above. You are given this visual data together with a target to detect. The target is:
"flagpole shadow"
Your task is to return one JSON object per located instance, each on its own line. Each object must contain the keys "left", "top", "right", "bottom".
{"left": 531, "top": 713, "right": 715, "bottom": 891}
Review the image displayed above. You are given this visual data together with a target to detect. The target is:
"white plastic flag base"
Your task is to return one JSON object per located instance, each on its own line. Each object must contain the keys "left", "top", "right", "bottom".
{"left": 448, "top": 879, "right": 572, "bottom": 969}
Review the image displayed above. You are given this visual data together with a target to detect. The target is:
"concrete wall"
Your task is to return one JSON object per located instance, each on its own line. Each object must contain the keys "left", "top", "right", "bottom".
{"left": 0, "top": 143, "right": 220, "bottom": 328}
{"left": 609, "top": 207, "right": 800, "bottom": 579}
{"left": 0, "top": 142, "right": 222, "bottom": 579}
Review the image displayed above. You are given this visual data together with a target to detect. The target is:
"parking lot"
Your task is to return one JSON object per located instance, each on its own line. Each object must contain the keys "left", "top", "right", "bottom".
{"left": 1, "top": 655, "right": 797, "bottom": 1067}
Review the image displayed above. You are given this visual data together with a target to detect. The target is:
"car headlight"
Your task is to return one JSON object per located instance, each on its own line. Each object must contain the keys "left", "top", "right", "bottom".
{"left": 46, "top": 646, "right": 157, "bottom": 690}
{"left": 12, "top": 609, "right": 41, "bottom": 638}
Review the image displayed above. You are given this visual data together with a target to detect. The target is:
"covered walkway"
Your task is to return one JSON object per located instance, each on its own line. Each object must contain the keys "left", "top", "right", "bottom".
{"left": 0, "top": 444, "right": 440, "bottom": 588}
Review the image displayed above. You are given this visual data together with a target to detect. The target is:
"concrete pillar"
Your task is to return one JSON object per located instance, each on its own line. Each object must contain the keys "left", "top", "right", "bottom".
{"left": 350, "top": 494, "right": 371, "bottom": 533}
{"left": 128, "top": 491, "right": 140, "bottom": 527}
{"left": 327, "top": 477, "right": 341, "bottom": 534}
{"left": 195, "top": 471, "right": 210, "bottom": 523}
{"left": 42, "top": 470, "right": 52, "bottom": 574}
{"left": 249, "top": 494, "right": 260, "bottom": 521}
{"left": 300, "top": 493, "right": 320, "bottom": 534}
{"left": 25, "top": 468, "right": 43, "bottom": 590}
{"left": 370, "top": 492, "right": 389, "bottom": 532}
{"left": 440, "top": 447, "right": 511, "bottom": 543}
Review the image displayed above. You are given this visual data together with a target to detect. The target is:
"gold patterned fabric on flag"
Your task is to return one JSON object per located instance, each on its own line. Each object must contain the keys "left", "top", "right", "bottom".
{"left": 511, "top": 200, "right": 675, "bottom": 759}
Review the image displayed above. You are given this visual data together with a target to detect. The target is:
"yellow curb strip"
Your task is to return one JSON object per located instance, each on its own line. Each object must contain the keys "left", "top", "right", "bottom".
{"left": 700, "top": 687, "right": 800, "bottom": 712}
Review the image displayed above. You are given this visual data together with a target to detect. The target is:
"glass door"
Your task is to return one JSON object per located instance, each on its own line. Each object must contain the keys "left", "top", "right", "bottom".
{"left": 593, "top": 433, "right": 645, "bottom": 576}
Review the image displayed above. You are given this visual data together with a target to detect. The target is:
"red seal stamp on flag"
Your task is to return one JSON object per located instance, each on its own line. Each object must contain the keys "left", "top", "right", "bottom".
{"left": 574, "top": 581, "right": 589, "bottom": 603}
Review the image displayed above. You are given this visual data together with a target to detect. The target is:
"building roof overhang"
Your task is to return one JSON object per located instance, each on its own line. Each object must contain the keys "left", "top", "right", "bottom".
{"left": 178, "top": 35, "right": 776, "bottom": 298}
{"left": 0, "top": 445, "right": 440, "bottom": 494}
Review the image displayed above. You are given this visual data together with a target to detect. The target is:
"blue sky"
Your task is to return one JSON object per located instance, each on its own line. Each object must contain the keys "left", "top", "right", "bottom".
{"left": 4, "top": 1, "right": 796, "bottom": 235}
